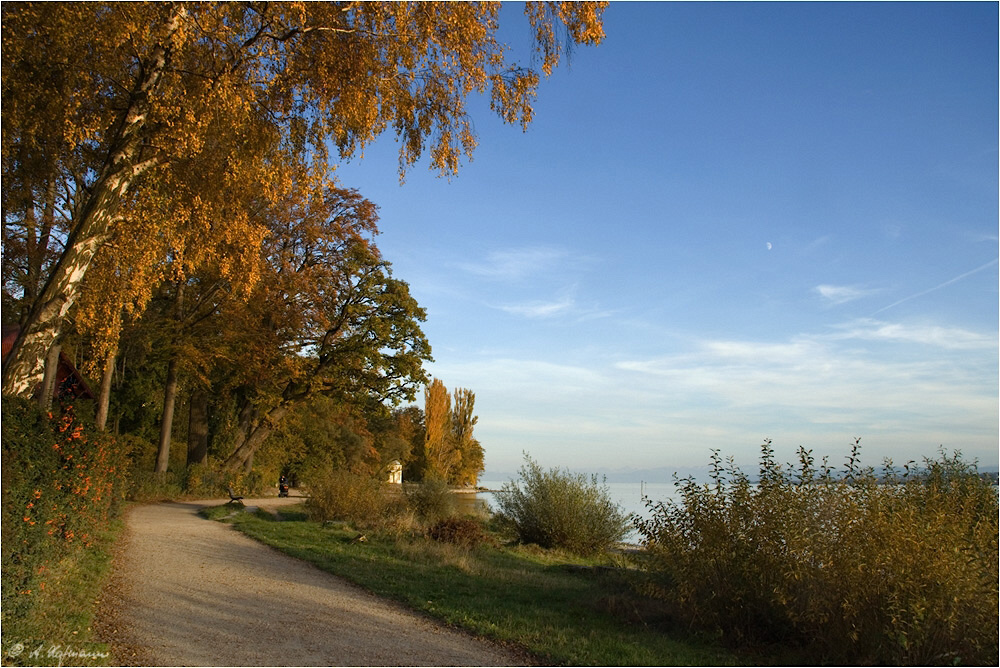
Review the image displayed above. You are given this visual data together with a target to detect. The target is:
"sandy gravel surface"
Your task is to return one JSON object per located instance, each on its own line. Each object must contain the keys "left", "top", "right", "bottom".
{"left": 96, "top": 498, "right": 528, "bottom": 666}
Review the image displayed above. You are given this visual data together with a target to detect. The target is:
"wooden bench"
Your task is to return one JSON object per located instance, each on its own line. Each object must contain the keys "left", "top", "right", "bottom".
{"left": 227, "top": 487, "right": 245, "bottom": 505}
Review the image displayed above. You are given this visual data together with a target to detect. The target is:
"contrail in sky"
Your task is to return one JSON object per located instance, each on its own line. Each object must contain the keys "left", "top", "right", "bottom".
{"left": 873, "top": 258, "right": 999, "bottom": 315}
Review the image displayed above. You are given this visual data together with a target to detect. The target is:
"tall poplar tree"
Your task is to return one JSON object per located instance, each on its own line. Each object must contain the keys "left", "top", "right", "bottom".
{"left": 451, "top": 388, "right": 484, "bottom": 486}
{"left": 415, "top": 380, "right": 482, "bottom": 484}
{"left": 422, "top": 378, "right": 457, "bottom": 481}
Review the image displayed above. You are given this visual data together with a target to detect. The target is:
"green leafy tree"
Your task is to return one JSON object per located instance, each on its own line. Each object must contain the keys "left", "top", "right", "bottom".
{"left": 219, "top": 227, "right": 432, "bottom": 470}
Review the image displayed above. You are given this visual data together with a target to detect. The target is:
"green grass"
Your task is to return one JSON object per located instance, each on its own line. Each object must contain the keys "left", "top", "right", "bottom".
{"left": 209, "top": 503, "right": 738, "bottom": 666}
{"left": 196, "top": 502, "right": 248, "bottom": 521}
{"left": 2, "top": 518, "right": 124, "bottom": 667}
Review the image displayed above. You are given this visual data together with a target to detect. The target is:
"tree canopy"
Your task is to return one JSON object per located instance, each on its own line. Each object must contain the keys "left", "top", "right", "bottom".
{"left": 1, "top": 1, "right": 607, "bottom": 396}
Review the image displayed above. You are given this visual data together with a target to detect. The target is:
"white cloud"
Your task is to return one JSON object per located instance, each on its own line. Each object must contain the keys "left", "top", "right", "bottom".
{"left": 429, "top": 317, "right": 997, "bottom": 473}
{"left": 427, "top": 356, "right": 605, "bottom": 404}
{"left": 831, "top": 318, "right": 996, "bottom": 350}
{"left": 458, "top": 246, "right": 571, "bottom": 281}
{"left": 815, "top": 284, "right": 880, "bottom": 305}
{"left": 499, "top": 297, "right": 575, "bottom": 318}
{"left": 614, "top": 322, "right": 997, "bottom": 432}
{"left": 425, "top": 332, "right": 997, "bottom": 474}
{"left": 803, "top": 235, "right": 832, "bottom": 253}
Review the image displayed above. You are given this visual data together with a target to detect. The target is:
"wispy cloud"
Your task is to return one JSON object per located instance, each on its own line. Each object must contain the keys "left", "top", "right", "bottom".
{"left": 614, "top": 320, "right": 997, "bottom": 424}
{"left": 873, "top": 258, "right": 999, "bottom": 315}
{"left": 803, "top": 235, "right": 832, "bottom": 253}
{"left": 883, "top": 223, "right": 903, "bottom": 240}
{"left": 458, "top": 246, "right": 606, "bottom": 320}
{"left": 499, "top": 297, "right": 575, "bottom": 318}
{"left": 433, "top": 316, "right": 997, "bottom": 472}
{"left": 815, "top": 284, "right": 881, "bottom": 305}
{"left": 458, "top": 246, "right": 572, "bottom": 281}
{"left": 831, "top": 318, "right": 996, "bottom": 350}
{"left": 429, "top": 357, "right": 604, "bottom": 398}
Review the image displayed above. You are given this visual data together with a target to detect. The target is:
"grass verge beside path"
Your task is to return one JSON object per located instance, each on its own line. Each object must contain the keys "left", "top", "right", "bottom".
{"left": 208, "top": 504, "right": 738, "bottom": 666}
{"left": 2, "top": 518, "right": 123, "bottom": 667}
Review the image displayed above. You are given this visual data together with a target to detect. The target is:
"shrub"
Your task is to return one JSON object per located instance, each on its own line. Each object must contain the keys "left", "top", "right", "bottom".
{"left": 1, "top": 398, "right": 132, "bottom": 633}
{"left": 228, "top": 468, "right": 266, "bottom": 497}
{"left": 127, "top": 469, "right": 184, "bottom": 502}
{"left": 634, "top": 440, "right": 999, "bottom": 665}
{"left": 493, "top": 455, "right": 630, "bottom": 556}
{"left": 405, "top": 476, "right": 457, "bottom": 522}
{"left": 182, "top": 461, "right": 225, "bottom": 497}
{"left": 304, "top": 469, "right": 392, "bottom": 527}
{"left": 428, "top": 516, "right": 494, "bottom": 548}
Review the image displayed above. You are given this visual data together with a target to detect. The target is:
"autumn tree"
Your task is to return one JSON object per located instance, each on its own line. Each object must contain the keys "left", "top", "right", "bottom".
{"left": 214, "top": 186, "right": 432, "bottom": 472}
{"left": 451, "top": 388, "right": 485, "bottom": 487}
{"left": 413, "top": 380, "right": 483, "bottom": 485}
{"left": 422, "top": 378, "right": 457, "bottom": 481}
{"left": 262, "top": 395, "right": 381, "bottom": 482}
{"left": 2, "top": 1, "right": 607, "bottom": 397}
{"left": 370, "top": 405, "right": 425, "bottom": 473}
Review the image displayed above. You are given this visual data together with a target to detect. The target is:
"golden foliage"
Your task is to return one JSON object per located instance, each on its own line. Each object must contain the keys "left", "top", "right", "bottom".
{"left": 3, "top": 1, "right": 606, "bottom": 394}
{"left": 423, "top": 378, "right": 456, "bottom": 481}
{"left": 419, "top": 379, "right": 483, "bottom": 485}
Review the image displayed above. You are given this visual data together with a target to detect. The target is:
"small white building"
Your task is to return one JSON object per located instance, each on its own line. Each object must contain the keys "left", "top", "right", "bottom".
{"left": 387, "top": 460, "right": 403, "bottom": 484}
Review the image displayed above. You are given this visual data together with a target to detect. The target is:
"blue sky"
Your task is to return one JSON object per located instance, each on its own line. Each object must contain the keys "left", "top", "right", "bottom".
{"left": 335, "top": 2, "right": 998, "bottom": 478}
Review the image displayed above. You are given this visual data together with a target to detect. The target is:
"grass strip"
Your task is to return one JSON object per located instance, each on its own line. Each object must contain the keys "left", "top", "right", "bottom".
{"left": 212, "top": 505, "right": 737, "bottom": 666}
{"left": 2, "top": 518, "right": 124, "bottom": 667}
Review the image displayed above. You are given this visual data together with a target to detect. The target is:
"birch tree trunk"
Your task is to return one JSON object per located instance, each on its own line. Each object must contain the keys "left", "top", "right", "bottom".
{"left": 1, "top": 7, "right": 185, "bottom": 397}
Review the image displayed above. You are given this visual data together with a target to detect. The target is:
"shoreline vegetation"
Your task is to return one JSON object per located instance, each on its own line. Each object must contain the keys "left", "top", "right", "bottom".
{"left": 3, "top": 398, "right": 996, "bottom": 665}
{"left": 204, "top": 446, "right": 996, "bottom": 666}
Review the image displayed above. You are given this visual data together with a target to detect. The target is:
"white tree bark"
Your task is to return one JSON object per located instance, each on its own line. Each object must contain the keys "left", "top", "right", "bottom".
{"left": 1, "top": 7, "right": 186, "bottom": 397}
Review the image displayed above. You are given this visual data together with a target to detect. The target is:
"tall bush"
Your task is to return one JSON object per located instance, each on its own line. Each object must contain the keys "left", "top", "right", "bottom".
{"left": 634, "top": 440, "right": 999, "bottom": 665}
{"left": 405, "top": 476, "right": 458, "bottom": 523}
{"left": 494, "top": 455, "right": 630, "bottom": 556}
{"left": 304, "top": 469, "right": 392, "bottom": 527}
{"left": 1, "top": 398, "right": 132, "bottom": 629}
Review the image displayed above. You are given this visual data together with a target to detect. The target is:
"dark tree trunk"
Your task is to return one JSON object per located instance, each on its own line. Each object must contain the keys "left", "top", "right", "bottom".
{"left": 222, "top": 403, "right": 291, "bottom": 472}
{"left": 155, "top": 281, "right": 186, "bottom": 473}
{"left": 95, "top": 347, "right": 116, "bottom": 431}
{"left": 187, "top": 390, "right": 209, "bottom": 466}
{"left": 37, "top": 341, "right": 61, "bottom": 409}
{"left": 155, "top": 356, "right": 179, "bottom": 473}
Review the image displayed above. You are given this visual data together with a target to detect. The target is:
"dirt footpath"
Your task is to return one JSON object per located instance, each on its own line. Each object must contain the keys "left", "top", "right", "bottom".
{"left": 96, "top": 498, "right": 528, "bottom": 666}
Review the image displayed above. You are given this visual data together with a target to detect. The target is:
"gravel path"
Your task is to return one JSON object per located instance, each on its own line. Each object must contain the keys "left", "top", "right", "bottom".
{"left": 96, "top": 498, "right": 528, "bottom": 666}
